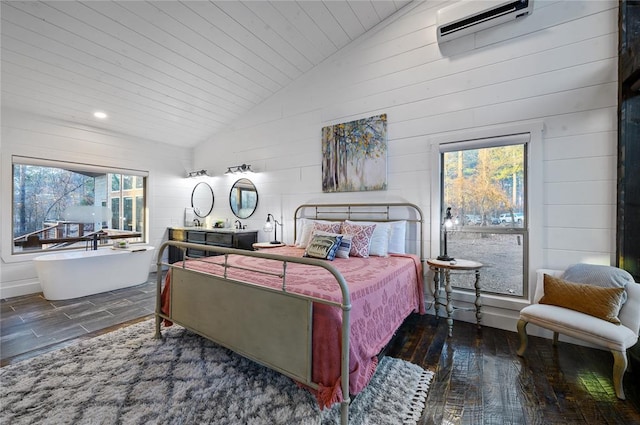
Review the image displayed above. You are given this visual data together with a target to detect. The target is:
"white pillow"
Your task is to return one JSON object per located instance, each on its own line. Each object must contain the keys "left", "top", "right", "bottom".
{"left": 345, "top": 220, "right": 390, "bottom": 257}
{"left": 387, "top": 221, "right": 407, "bottom": 254}
{"left": 295, "top": 219, "right": 340, "bottom": 248}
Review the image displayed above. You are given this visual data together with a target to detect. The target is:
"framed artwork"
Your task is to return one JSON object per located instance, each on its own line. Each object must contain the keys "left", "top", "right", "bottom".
{"left": 321, "top": 113, "right": 387, "bottom": 193}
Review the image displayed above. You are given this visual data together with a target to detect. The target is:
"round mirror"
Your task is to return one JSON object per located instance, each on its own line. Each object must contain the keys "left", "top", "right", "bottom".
{"left": 229, "top": 178, "right": 258, "bottom": 219}
{"left": 191, "top": 182, "right": 214, "bottom": 218}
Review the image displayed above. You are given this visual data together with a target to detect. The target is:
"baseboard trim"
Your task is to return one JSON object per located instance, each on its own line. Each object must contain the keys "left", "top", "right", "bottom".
{"left": 1, "top": 279, "right": 42, "bottom": 299}
{"left": 424, "top": 301, "right": 605, "bottom": 351}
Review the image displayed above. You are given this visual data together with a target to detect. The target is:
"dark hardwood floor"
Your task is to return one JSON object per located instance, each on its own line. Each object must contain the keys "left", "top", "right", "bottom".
{"left": 1, "top": 275, "right": 157, "bottom": 364}
{"left": 385, "top": 315, "right": 640, "bottom": 425}
{"left": 2, "top": 280, "right": 639, "bottom": 424}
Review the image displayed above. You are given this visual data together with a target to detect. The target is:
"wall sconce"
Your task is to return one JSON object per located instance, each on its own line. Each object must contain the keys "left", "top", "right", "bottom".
{"left": 437, "top": 207, "right": 455, "bottom": 261}
{"left": 187, "top": 169, "right": 209, "bottom": 178}
{"left": 225, "top": 164, "right": 253, "bottom": 174}
{"left": 263, "top": 214, "right": 283, "bottom": 244}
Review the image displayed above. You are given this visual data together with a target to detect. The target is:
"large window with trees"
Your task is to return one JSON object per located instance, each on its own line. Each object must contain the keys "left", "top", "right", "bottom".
{"left": 440, "top": 134, "right": 528, "bottom": 297}
{"left": 12, "top": 156, "right": 146, "bottom": 254}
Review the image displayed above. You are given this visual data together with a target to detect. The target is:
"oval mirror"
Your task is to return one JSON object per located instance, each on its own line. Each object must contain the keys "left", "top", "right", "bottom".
{"left": 191, "top": 182, "right": 214, "bottom": 218}
{"left": 229, "top": 178, "right": 258, "bottom": 219}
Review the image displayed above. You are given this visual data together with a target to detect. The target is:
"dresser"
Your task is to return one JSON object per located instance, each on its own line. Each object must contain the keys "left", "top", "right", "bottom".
{"left": 167, "top": 227, "right": 258, "bottom": 263}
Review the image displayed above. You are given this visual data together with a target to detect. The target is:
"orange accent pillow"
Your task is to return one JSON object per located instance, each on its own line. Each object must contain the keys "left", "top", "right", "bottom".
{"left": 540, "top": 274, "right": 625, "bottom": 324}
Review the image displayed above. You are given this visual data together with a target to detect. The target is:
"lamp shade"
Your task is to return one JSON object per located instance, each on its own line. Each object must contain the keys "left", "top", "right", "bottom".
{"left": 264, "top": 214, "right": 281, "bottom": 244}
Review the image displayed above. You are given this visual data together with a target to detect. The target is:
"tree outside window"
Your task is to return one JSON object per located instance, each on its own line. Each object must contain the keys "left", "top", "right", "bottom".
{"left": 441, "top": 143, "right": 527, "bottom": 296}
{"left": 12, "top": 160, "right": 145, "bottom": 253}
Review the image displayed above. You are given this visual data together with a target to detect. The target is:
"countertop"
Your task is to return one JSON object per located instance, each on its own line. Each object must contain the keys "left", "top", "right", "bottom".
{"left": 168, "top": 226, "right": 257, "bottom": 233}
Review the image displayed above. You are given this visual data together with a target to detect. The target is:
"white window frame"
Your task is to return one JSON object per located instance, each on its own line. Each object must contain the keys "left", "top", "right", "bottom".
{"left": 430, "top": 121, "right": 544, "bottom": 314}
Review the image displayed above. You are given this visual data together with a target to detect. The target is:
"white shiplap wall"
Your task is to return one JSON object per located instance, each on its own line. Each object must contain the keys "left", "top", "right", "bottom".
{"left": 194, "top": 0, "right": 619, "bottom": 332}
{"left": 0, "top": 0, "right": 619, "bottom": 336}
{"left": 0, "top": 109, "right": 193, "bottom": 297}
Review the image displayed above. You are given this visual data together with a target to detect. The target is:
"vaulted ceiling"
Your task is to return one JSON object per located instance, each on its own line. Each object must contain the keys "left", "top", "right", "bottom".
{"left": 1, "top": 1, "right": 411, "bottom": 147}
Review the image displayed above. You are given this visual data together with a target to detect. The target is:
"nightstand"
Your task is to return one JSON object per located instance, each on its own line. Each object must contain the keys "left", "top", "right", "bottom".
{"left": 427, "top": 258, "right": 483, "bottom": 337}
{"left": 252, "top": 242, "right": 285, "bottom": 250}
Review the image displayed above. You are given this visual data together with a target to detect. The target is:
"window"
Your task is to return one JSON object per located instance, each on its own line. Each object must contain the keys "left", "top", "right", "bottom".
{"left": 440, "top": 134, "right": 529, "bottom": 297}
{"left": 12, "top": 157, "right": 146, "bottom": 254}
{"left": 111, "top": 198, "right": 120, "bottom": 230}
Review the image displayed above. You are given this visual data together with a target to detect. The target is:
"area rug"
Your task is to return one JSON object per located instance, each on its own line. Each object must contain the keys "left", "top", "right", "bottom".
{"left": 0, "top": 319, "right": 433, "bottom": 424}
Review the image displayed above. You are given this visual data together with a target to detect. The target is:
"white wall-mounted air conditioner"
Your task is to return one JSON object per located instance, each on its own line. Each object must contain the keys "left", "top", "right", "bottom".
{"left": 436, "top": 0, "right": 534, "bottom": 43}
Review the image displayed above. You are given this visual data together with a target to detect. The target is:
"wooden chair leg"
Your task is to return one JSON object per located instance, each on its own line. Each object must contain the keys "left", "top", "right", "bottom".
{"left": 612, "top": 350, "right": 628, "bottom": 400}
{"left": 553, "top": 332, "right": 559, "bottom": 346}
{"left": 516, "top": 319, "right": 528, "bottom": 356}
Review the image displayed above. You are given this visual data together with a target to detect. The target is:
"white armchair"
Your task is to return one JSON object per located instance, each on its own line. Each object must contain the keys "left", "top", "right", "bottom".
{"left": 517, "top": 268, "right": 640, "bottom": 400}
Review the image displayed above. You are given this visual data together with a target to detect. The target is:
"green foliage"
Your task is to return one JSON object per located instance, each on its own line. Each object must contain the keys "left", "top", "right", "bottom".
{"left": 443, "top": 144, "right": 525, "bottom": 223}
{"left": 13, "top": 164, "right": 95, "bottom": 237}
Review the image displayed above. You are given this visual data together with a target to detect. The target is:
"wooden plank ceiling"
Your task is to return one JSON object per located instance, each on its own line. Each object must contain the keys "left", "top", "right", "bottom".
{"left": 1, "top": 1, "right": 410, "bottom": 147}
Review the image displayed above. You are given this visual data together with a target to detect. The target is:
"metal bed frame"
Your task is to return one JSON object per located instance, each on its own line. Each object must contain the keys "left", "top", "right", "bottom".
{"left": 154, "top": 202, "right": 424, "bottom": 424}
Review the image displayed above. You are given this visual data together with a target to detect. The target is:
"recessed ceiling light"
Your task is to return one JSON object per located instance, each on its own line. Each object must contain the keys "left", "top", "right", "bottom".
{"left": 93, "top": 111, "right": 107, "bottom": 119}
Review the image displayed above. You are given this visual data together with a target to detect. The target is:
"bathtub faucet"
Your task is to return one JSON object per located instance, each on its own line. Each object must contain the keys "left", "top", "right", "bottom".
{"left": 91, "top": 230, "right": 108, "bottom": 250}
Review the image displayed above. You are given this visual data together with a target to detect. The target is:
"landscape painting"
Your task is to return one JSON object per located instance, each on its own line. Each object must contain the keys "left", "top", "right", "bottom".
{"left": 321, "top": 113, "right": 387, "bottom": 193}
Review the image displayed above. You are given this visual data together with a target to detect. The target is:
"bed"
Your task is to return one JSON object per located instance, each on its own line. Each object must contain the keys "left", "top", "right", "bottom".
{"left": 154, "top": 203, "right": 425, "bottom": 424}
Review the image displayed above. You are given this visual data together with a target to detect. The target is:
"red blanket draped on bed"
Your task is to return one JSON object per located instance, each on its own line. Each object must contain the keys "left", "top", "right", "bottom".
{"left": 160, "top": 246, "right": 424, "bottom": 408}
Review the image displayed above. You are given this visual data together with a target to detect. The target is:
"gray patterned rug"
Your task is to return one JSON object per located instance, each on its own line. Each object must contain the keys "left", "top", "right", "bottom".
{"left": 1, "top": 319, "right": 433, "bottom": 424}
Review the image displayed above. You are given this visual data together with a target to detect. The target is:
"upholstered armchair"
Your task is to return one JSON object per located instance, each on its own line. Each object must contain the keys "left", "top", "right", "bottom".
{"left": 517, "top": 266, "right": 640, "bottom": 400}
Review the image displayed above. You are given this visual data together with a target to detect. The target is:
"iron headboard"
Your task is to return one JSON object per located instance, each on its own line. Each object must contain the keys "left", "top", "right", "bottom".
{"left": 293, "top": 202, "right": 425, "bottom": 264}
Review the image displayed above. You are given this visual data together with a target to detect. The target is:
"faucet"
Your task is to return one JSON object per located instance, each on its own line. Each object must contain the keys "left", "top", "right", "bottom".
{"left": 193, "top": 218, "right": 200, "bottom": 227}
{"left": 234, "top": 220, "right": 242, "bottom": 229}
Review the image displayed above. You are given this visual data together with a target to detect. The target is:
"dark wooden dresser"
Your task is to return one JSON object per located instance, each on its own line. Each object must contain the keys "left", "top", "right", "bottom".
{"left": 167, "top": 227, "right": 258, "bottom": 263}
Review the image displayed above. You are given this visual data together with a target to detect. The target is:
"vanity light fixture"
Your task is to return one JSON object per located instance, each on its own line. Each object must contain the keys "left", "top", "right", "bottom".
{"left": 225, "top": 164, "right": 253, "bottom": 174}
{"left": 437, "top": 207, "right": 455, "bottom": 261}
{"left": 263, "top": 214, "right": 283, "bottom": 244}
{"left": 187, "top": 169, "right": 209, "bottom": 178}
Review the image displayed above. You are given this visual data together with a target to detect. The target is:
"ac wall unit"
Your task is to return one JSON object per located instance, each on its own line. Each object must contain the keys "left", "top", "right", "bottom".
{"left": 436, "top": 0, "right": 534, "bottom": 43}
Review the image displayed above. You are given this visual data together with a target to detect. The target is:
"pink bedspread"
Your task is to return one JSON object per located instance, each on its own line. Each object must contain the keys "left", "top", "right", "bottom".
{"left": 161, "top": 246, "right": 424, "bottom": 408}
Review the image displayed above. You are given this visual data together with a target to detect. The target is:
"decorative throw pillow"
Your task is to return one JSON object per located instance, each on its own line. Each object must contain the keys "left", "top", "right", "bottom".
{"left": 340, "top": 222, "right": 376, "bottom": 258}
{"left": 303, "top": 234, "right": 343, "bottom": 260}
{"left": 561, "top": 263, "right": 633, "bottom": 304}
{"left": 295, "top": 219, "right": 340, "bottom": 248}
{"left": 312, "top": 221, "right": 341, "bottom": 235}
{"left": 313, "top": 230, "right": 352, "bottom": 259}
{"left": 539, "top": 274, "right": 625, "bottom": 324}
{"left": 335, "top": 235, "right": 352, "bottom": 259}
{"left": 345, "top": 220, "right": 390, "bottom": 257}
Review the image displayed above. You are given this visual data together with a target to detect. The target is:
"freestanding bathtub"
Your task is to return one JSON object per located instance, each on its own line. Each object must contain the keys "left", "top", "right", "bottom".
{"left": 34, "top": 246, "right": 155, "bottom": 300}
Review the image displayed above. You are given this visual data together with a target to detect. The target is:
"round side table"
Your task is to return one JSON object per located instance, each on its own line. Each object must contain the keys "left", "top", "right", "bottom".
{"left": 427, "top": 258, "right": 483, "bottom": 337}
{"left": 252, "top": 242, "right": 285, "bottom": 250}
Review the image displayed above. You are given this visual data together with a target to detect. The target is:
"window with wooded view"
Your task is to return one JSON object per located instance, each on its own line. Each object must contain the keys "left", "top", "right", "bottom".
{"left": 12, "top": 158, "right": 145, "bottom": 254}
{"left": 441, "top": 140, "right": 527, "bottom": 297}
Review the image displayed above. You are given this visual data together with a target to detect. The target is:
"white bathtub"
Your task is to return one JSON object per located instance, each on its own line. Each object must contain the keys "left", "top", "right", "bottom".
{"left": 33, "top": 246, "right": 155, "bottom": 300}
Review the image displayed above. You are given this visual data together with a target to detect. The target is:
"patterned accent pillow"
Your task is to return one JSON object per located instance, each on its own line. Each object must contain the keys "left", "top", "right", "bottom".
{"left": 345, "top": 220, "right": 391, "bottom": 257}
{"left": 540, "top": 274, "right": 625, "bottom": 324}
{"left": 313, "top": 231, "right": 352, "bottom": 259}
{"left": 312, "top": 221, "right": 341, "bottom": 235}
{"left": 341, "top": 222, "right": 376, "bottom": 258}
{"left": 295, "top": 219, "right": 342, "bottom": 248}
{"left": 303, "top": 234, "right": 343, "bottom": 261}
{"left": 335, "top": 234, "right": 352, "bottom": 259}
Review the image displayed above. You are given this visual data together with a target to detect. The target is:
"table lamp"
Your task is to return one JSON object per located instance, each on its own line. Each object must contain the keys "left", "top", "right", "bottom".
{"left": 437, "top": 207, "right": 454, "bottom": 261}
